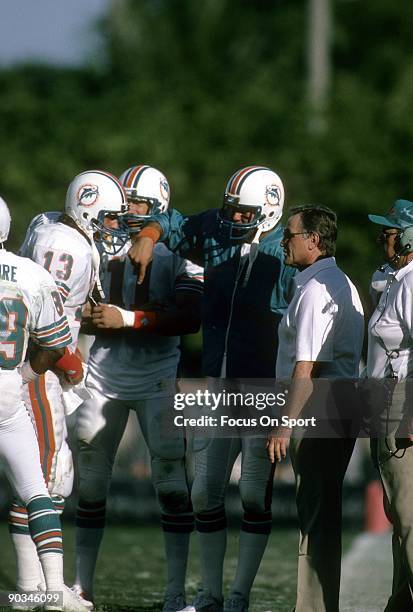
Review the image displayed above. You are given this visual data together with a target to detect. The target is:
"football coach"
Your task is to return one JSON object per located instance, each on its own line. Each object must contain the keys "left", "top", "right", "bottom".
{"left": 267, "top": 205, "right": 364, "bottom": 612}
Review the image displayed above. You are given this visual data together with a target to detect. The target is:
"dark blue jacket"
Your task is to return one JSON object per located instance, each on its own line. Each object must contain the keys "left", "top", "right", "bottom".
{"left": 154, "top": 208, "right": 295, "bottom": 377}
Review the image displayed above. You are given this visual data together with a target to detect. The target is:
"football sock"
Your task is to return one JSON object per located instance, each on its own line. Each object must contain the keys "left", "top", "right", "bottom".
{"left": 196, "top": 507, "right": 228, "bottom": 601}
{"left": 161, "top": 512, "right": 194, "bottom": 596}
{"left": 75, "top": 499, "right": 106, "bottom": 598}
{"left": 9, "top": 500, "right": 43, "bottom": 590}
{"left": 10, "top": 532, "right": 43, "bottom": 591}
{"left": 27, "top": 495, "right": 63, "bottom": 590}
{"left": 228, "top": 512, "right": 272, "bottom": 600}
{"left": 10, "top": 495, "right": 66, "bottom": 590}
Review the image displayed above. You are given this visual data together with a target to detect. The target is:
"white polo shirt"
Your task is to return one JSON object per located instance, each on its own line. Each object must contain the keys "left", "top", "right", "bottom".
{"left": 370, "top": 264, "right": 391, "bottom": 308}
{"left": 276, "top": 257, "right": 364, "bottom": 380}
{"left": 367, "top": 259, "right": 413, "bottom": 380}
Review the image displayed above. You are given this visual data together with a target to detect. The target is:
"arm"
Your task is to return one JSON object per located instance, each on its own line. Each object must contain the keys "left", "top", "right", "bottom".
{"left": 22, "top": 265, "right": 74, "bottom": 382}
{"left": 20, "top": 344, "right": 65, "bottom": 382}
{"left": 91, "top": 291, "right": 202, "bottom": 336}
{"left": 267, "top": 360, "right": 320, "bottom": 463}
{"left": 394, "top": 280, "right": 413, "bottom": 441}
{"left": 21, "top": 344, "right": 83, "bottom": 385}
{"left": 127, "top": 222, "right": 162, "bottom": 285}
{"left": 128, "top": 210, "right": 207, "bottom": 284}
{"left": 268, "top": 282, "right": 335, "bottom": 462}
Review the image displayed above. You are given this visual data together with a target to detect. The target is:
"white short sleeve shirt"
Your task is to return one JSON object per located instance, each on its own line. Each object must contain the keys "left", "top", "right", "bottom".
{"left": 276, "top": 257, "right": 364, "bottom": 380}
{"left": 367, "top": 259, "right": 413, "bottom": 379}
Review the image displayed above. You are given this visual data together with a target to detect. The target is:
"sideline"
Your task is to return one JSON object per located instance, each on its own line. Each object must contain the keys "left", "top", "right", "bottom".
{"left": 340, "top": 532, "right": 392, "bottom": 611}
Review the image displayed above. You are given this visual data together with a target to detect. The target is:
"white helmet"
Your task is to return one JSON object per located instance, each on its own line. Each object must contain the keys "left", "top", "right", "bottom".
{"left": 65, "top": 170, "right": 128, "bottom": 254}
{"left": 0, "top": 196, "right": 11, "bottom": 244}
{"left": 219, "top": 166, "right": 285, "bottom": 240}
{"left": 119, "top": 165, "right": 170, "bottom": 233}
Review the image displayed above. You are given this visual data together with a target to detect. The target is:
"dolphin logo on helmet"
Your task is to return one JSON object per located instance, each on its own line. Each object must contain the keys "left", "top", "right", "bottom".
{"left": 78, "top": 185, "right": 100, "bottom": 207}
{"left": 219, "top": 166, "right": 285, "bottom": 241}
{"left": 65, "top": 170, "right": 129, "bottom": 255}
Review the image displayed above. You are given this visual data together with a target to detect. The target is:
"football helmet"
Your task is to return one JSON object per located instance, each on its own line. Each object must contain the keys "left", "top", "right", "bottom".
{"left": 65, "top": 170, "right": 129, "bottom": 254}
{"left": 0, "top": 196, "right": 11, "bottom": 244}
{"left": 119, "top": 164, "right": 170, "bottom": 233}
{"left": 219, "top": 166, "right": 284, "bottom": 241}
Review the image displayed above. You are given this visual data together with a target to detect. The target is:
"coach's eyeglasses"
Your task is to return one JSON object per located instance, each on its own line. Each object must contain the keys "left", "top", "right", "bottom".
{"left": 282, "top": 229, "right": 309, "bottom": 242}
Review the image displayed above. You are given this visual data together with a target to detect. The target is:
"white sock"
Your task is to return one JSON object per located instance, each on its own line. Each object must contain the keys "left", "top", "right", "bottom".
{"left": 39, "top": 552, "right": 64, "bottom": 591}
{"left": 11, "top": 533, "right": 44, "bottom": 591}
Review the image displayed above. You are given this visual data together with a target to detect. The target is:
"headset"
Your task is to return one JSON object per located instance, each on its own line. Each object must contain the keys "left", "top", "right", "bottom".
{"left": 394, "top": 225, "right": 413, "bottom": 254}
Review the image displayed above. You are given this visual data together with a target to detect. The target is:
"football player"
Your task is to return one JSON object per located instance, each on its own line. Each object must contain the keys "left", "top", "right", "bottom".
{"left": 73, "top": 165, "right": 203, "bottom": 611}
{"left": 127, "top": 166, "right": 295, "bottom": 612}
{"left": 9, "top": 171, "right": 129, "bottom": 596}
{"left": 0, "top": 196, "right": 88, "bottom": 611}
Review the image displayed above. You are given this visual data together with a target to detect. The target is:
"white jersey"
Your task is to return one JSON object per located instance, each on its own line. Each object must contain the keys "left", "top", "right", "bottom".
{"left": 87, "top": 242, "right": 203, "bottom": 400}
{"left": 19, "top": 212, "right": 95, "bottom": 349}
{"left": 0, "top": 248, "right": 71, "bottom": 420}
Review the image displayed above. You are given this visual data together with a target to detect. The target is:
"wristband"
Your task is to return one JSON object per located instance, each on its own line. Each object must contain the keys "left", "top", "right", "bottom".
{"left": 112, "top": 306, "right": 157, "bottom": 331}
{"left": 20, "top": 361, "right": 40, "bottom": 384}
{"left": 54, "top": 347, "right": 83, "bottom": 379}
{"left": 138, "top": 226, "right": 161, "bottom": 243}
{"left": 133, "top": 310, "right": 157, "bottom": 331}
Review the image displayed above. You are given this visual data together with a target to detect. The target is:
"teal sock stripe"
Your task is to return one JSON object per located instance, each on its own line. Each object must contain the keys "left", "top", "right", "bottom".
{"left": 27, "top": 495, "right": 63, "bottom": 555}
{"left": 8, "top": 501, "right": 30, "bottom": 535}
{"left": 8, "top": 524, "right": 30, "bottom": 535}
{"left": 51, "top": 495, "right": 66, "bottom": 515}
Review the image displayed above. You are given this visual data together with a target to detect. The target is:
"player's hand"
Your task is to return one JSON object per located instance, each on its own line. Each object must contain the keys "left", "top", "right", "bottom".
{"left": 82, "top": 301, "right": 93, "bottom": 318}
{"left": 266, "top": 427, "right": 292, "bottom": 463}
{"left": 54, "top": 347, "right": 83, "bottom": 385}
{"left": 92, "top": 303, "right": 124, "bottom": 329}
{"left": 128, "top": 236, "right": 155, "bottom": 285}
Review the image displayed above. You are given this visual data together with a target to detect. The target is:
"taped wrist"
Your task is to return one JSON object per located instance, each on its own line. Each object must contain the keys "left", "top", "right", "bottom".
{"left": 55, "top": 347, "right": 83, "bottom": 378}
{"left": 113, "top": 306, "right": 157, "bottom": 331}
{"left": 138, "top": 226, "right": 161, "bottom": 243}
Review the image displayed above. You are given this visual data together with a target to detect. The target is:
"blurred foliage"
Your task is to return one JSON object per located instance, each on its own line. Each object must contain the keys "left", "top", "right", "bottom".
{"left": 0, "top": 0, "right": 412, "bottom": 309}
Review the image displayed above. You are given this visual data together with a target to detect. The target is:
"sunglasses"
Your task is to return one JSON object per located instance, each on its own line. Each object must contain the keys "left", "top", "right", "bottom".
{"left": 282, "top": 229, "right": 309, "bottom": 241}
{"left": 378, "top": 230, "right": 400, "bottom": 243}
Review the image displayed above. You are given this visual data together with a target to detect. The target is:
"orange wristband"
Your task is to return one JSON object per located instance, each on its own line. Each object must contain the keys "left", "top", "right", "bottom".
{"left": 138, "top": 226, "right": 161, "bottom": 243}
{"left": 55, "top": 347, "right": 83, "bottom": 378}
{"left": 133, "top": 310, "right": 157, "bottom": 331}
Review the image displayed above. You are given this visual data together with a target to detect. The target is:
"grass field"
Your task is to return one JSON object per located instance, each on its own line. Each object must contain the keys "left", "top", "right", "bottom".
{"left": 0, "top": 522, "right": 300, "bottom": 611}
{"left": 0, "top": 522, "right": 360, "bottom": 611}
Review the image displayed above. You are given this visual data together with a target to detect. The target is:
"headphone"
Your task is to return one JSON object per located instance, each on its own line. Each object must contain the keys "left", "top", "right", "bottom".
{"left": 394, "top": 225, "right": 413, "bottom": 254}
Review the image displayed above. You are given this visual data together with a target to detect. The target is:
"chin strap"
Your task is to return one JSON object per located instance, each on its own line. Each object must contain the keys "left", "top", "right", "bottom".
{"left": 242, "top": 225, "right": 264, "bottom": 287}
{"left": 90, "top": 240, "right": 106, "bottom": 303}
